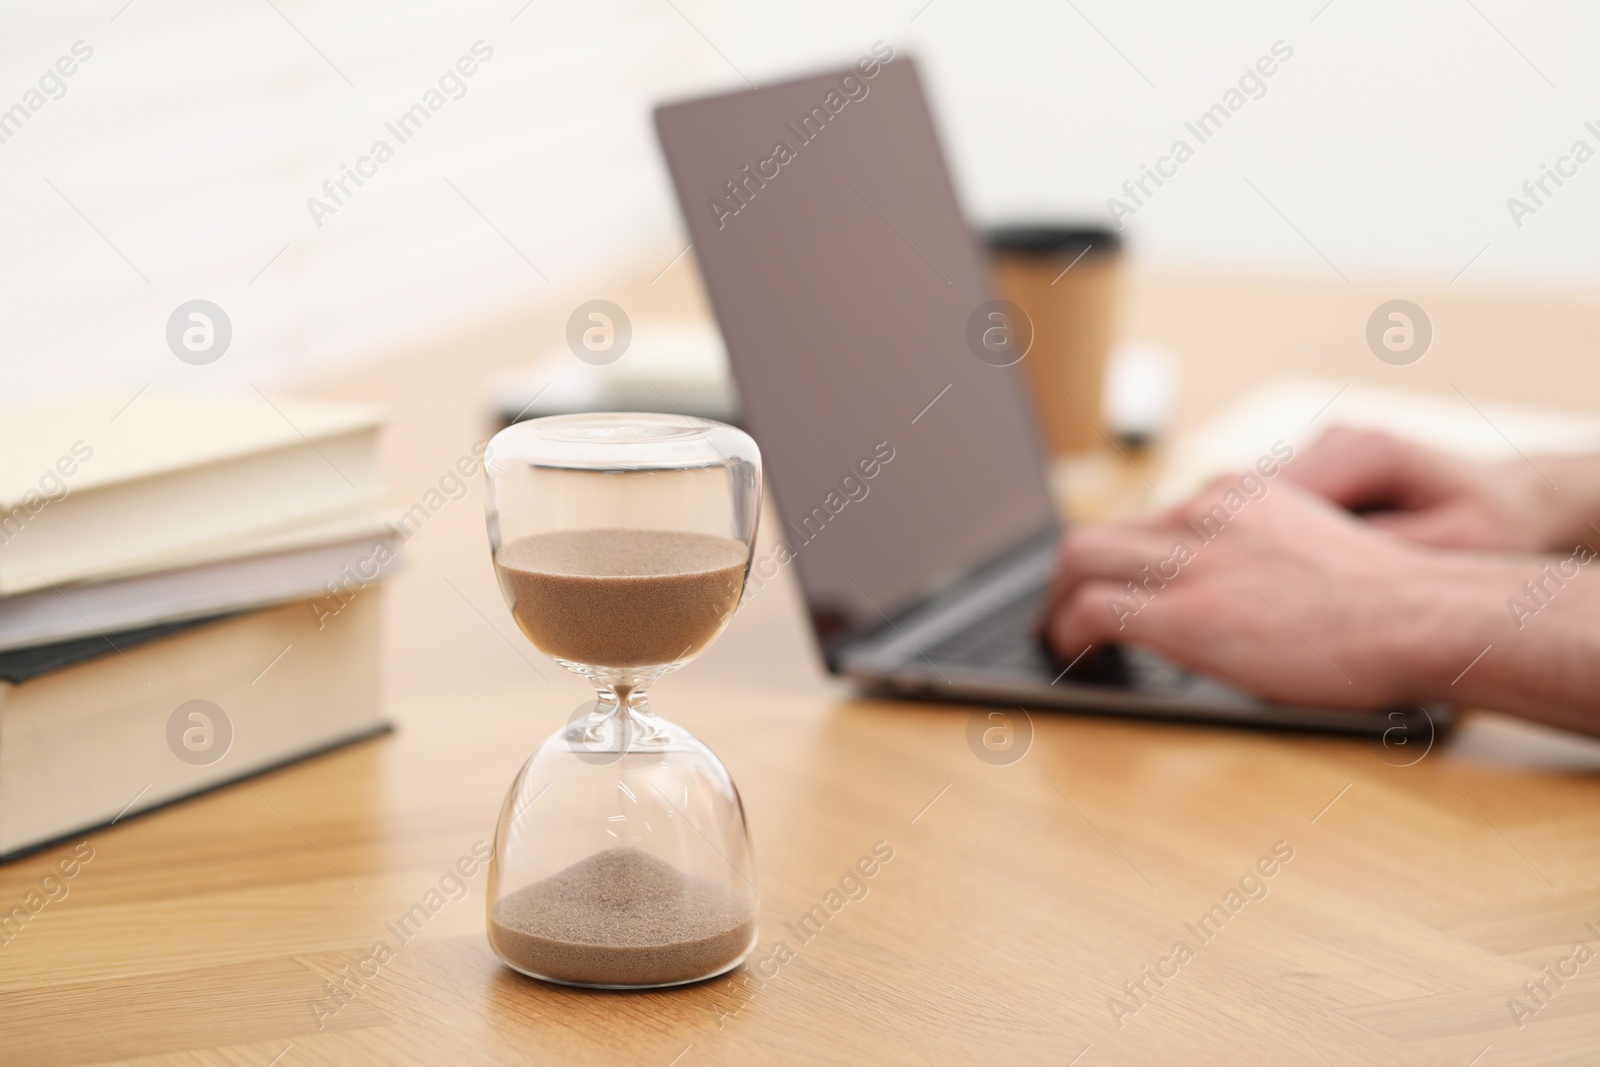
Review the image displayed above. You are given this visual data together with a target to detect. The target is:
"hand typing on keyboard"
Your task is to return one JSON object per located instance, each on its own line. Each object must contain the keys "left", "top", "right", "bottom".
{"left": 1040, "top": 469, "right": 1600, "bottom": 735}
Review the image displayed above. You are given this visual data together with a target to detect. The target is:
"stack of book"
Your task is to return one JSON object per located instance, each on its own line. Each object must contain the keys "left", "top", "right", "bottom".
{"left": 0, "top": 392, "right": 398, "bottom": 860}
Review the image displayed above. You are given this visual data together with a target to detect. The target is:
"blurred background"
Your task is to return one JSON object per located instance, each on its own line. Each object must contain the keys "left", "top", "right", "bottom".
{"left": 2, "top": 0, "right": 1591, "bottom": 406}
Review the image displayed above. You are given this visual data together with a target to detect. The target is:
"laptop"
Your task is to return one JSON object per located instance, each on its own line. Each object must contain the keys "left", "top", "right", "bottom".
{"left": 655, "top": 57, "right": 1445, "bottom": 736}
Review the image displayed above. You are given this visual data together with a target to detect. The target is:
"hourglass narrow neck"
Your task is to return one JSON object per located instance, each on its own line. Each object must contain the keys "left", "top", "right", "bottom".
{"left": 595, "top": 684, "right": 653, "bottom": 715}
{"left": 583, "top": 684, "right": 682, "bottom": 749}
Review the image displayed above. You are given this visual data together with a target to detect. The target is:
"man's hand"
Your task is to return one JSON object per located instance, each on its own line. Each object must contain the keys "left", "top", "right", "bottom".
{"left": 1042, "top": 478, "right": 1496, "bottom": 709}
{"left": 1284, "top": 427, "right": 1578, "bottom": 553}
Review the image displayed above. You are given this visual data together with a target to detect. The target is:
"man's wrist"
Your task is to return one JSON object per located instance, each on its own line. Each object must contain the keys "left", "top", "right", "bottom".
{"left": 1384, "top": 552, "right": 1513, "bottom": 704}
{"left": 1531, "top": 455, "right": 1600, "bottom": 552}
{"left": 1388, "top": 547, "right": 1600, "bottom": 732}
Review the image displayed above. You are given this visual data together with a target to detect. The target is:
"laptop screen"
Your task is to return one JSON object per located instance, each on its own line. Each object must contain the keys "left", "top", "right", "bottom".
{"left": 655, "top": 57, "right": 1056, "bottom": 650}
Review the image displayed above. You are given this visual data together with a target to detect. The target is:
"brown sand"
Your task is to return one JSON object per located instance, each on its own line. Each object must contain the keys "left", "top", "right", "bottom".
{"left": 496, "top": 528, "right": 746, "bottom": 668}
{"left": 489, "top": 847, "right": 756, "bottom": 987}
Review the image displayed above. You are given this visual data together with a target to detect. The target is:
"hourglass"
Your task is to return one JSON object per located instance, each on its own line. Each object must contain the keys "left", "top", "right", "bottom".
{"left": 481, "top": 413, "right": 761, "bottom": 989}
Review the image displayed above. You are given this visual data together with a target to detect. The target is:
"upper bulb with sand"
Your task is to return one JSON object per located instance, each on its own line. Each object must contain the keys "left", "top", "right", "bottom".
{"left": 481, "top": 413, "right": 762, "bottom": 989}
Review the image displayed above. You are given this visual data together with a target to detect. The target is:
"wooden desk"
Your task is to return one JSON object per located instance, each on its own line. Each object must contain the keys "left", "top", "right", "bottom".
{"left": 5, "top": 264, "right": 1600, "bottom": 1065}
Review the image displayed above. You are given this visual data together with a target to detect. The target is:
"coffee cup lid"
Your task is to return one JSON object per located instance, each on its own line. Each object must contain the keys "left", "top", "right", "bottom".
{"left": 985, "top": 224, "right": 1122, "bottom": 257}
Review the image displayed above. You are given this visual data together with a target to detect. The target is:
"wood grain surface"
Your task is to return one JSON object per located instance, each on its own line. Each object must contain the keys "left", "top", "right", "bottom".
{"left": 3, "top": 260, "right": 1599, "bottom": 1066}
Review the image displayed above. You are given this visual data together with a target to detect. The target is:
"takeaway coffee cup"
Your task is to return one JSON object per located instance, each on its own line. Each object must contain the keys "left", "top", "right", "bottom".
{"left": 985, "top": 225, "right": 1123, "bottom": 455}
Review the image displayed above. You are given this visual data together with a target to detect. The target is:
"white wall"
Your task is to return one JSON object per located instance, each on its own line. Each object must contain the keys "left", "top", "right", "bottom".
{"left": 0, "top": 0, "right": 712, "bottom": 405}
{"left": 2, "top": 0, "right": 1592, "bottom": 406}
{"left": 714, "top": 0, "right": 1593, "bottom": 288}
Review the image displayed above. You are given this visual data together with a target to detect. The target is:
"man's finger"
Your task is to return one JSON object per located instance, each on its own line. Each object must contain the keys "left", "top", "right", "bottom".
{"left": 1040, "top": 524, "right": 1176, "bottom": 631}
{"left": 1284, "top": 427, "right": 1432, "bottom": 511}
{"left": 1045, "top": 579, "right": 1135, "bottom": 660}
{"left": 1365, "top": 508, "right": 1492, "bottom": 550}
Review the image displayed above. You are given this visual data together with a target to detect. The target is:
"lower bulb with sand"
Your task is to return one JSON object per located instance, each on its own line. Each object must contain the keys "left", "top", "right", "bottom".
{"left": 481, "top": 413, "right": 761, "bottom": 989}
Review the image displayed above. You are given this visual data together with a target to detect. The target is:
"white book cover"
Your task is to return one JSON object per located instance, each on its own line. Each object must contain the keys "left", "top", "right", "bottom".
{"left": 0, "top": 392, "right": 387, "bottom": 594}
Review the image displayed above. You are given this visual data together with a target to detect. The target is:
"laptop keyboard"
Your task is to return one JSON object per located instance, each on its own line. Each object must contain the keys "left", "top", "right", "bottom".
{"left": 922, "top": 589, "right": 1057, "bottom": 673}
{"left": 921, "top": 588, "right": 1195, "bottom": 693}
